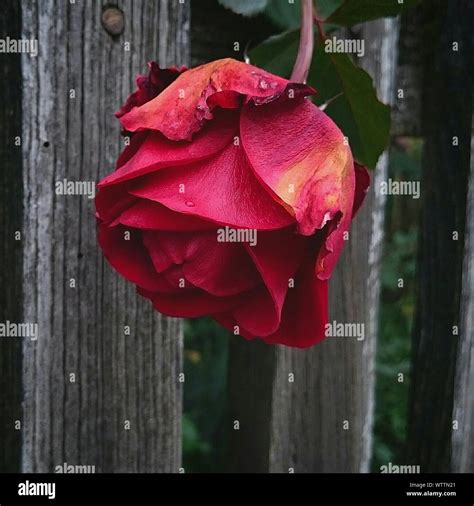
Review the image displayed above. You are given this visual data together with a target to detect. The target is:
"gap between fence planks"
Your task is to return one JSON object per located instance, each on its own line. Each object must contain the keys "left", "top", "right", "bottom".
{"left": 0, "top": 0, "right": 23, "bottom": 474}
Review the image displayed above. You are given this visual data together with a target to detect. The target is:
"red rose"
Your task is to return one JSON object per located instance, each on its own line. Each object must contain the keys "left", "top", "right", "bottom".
{"left": 96, "top": 58, "right": 369, "bottom": 348}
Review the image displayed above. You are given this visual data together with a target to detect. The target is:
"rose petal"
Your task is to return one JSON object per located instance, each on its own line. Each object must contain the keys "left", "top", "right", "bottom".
{"left": 229, "top": 228, "right": 307, "bottom": 336}
{"left": 231, "top": 286, "right": 281, "bottom": 336}
{"left": 265, "top": 247, "right": 329, "bottom": 347}
{"left": 352, "top": 162, "right": 370, "bottom": 217}
{"left": 215, "top": 233, "right": 328, "bottom": 346}
{"left": 99, "top": 109, "right": 238, "bottom": 188}
{"left": 116, "top": 62, "right": 186, "bottom": 119}
{"left": 98, "top": 224, "right": 163, "bottom": 292}
{"left": 264, "top": 273, "right": 328, "bottom": 348}
{"left": 114, "top": 199, "right": 216, "bottom": 231}
{"left": 96, "top": 186, "right": 137, "bottom": 224}
{"left": 142, "top": 231, "right": 259, "bottom": 297}
{"left": 141, "top": 232, "right": 175, "bottom": 273}
{"left": 183, "top": 240, "right": 259, "bottom": 297}
{"left": 115, "top": 131, "right": 149, "bottom": 169}
{"left": 314, "top": 164, "right": 370, "bottom": 279}
{"left": 241, "top": 98, "right": 355, "bottom": 279}
{"left": 139, "top": 286, "right": 245, "bottom": 318}
{"left": 130, "top": 142, "right": 295, "bottom": 230}
{"left": 119, "top": 58, "right": 315, "bottom": 140}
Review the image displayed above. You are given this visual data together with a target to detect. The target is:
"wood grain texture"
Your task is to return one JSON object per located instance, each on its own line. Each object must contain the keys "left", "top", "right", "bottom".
{"left": 391, "top": 7, "right": 423, "bottom": 137}
{"left": 0, "top": 0, "right": 23, "bottom": 474}
{"left": 406, "top": 0, "right": 473, "bottom": 473}
{"left": 226, "top": 19, "right": 398, "bottom": 473}
{"left": 20, "top": 0, "right": 189, "bottom": 473}
{"left": 268, "top": 20, "right": 398, "bottom": 473}
{"left": 452, "top": 122, "right": 474, "bottom": 472}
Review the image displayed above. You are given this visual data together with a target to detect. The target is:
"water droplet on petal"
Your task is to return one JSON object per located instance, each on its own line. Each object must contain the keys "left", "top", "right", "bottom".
{"left": 185, "top": 200, "right": 195, "bottom": 207}
{"left": 258, "top": 79, "right": 269, "bottom": 90}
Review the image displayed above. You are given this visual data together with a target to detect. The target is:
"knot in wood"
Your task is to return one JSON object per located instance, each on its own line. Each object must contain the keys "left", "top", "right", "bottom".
{"left": 101, "top": 6, "right": 124, "bottom": 36}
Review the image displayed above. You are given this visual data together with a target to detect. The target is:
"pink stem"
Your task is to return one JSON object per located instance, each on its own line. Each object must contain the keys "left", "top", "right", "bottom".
{"left": 290, "top": 0, "right": 314, "bottom": 83}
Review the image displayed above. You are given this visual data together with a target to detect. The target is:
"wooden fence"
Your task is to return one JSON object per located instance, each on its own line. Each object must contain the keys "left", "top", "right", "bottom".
{"left": 0, "top": 0, "right": 472, "bottom": 474}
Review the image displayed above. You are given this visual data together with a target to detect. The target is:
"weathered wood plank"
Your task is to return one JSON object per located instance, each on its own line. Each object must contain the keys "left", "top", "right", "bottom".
{"left": 20, "top": 0, "right": 189, "bottom": 472}
{"left": 391, "top": 7, "right": 423, "bottom": 137}
{"left": 267, "top": 20, "right": 398, "bottom": 473}
{"left": 452, "top": 121, "right": 474, "bottom": 472}
{"left": 406, "top": 0, "right": 473, "bottom": 472}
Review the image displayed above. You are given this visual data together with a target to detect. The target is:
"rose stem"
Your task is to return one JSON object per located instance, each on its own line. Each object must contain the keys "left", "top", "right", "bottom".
{"left": 290, "top": 0, "right": 314, "bottom": 83}
{"left": 312, "top": 3, "right": 327, "bottom": 40}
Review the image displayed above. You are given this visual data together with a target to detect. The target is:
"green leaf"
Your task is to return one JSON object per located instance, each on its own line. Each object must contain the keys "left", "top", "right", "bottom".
{"left": 264, "top": 0, "right": 301, "bottom": 30}
{"left": 314, "top": 0, "right": 345, "bottom": 19}
{"left": 250, "top": 32, "right": 390, "bottom": 168}
{"left": 308, "top": 41, "right": 390, "bottom": 169}
{"left": 249, "top": 30, "right": 299, "bottom": 77}
{"left": 218, "top": 0, "right": 269, "bottom": 17}
{"left": 327, "top": 0, "right": 421, "bottom": 26}
{"left": 263, "top": 0, "right": 344, "bottom": 33}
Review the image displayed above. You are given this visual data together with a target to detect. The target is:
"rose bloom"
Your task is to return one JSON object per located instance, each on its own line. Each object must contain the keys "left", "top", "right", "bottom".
{"left": 96, "top": 58, "right": 369, "bottom": 348}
